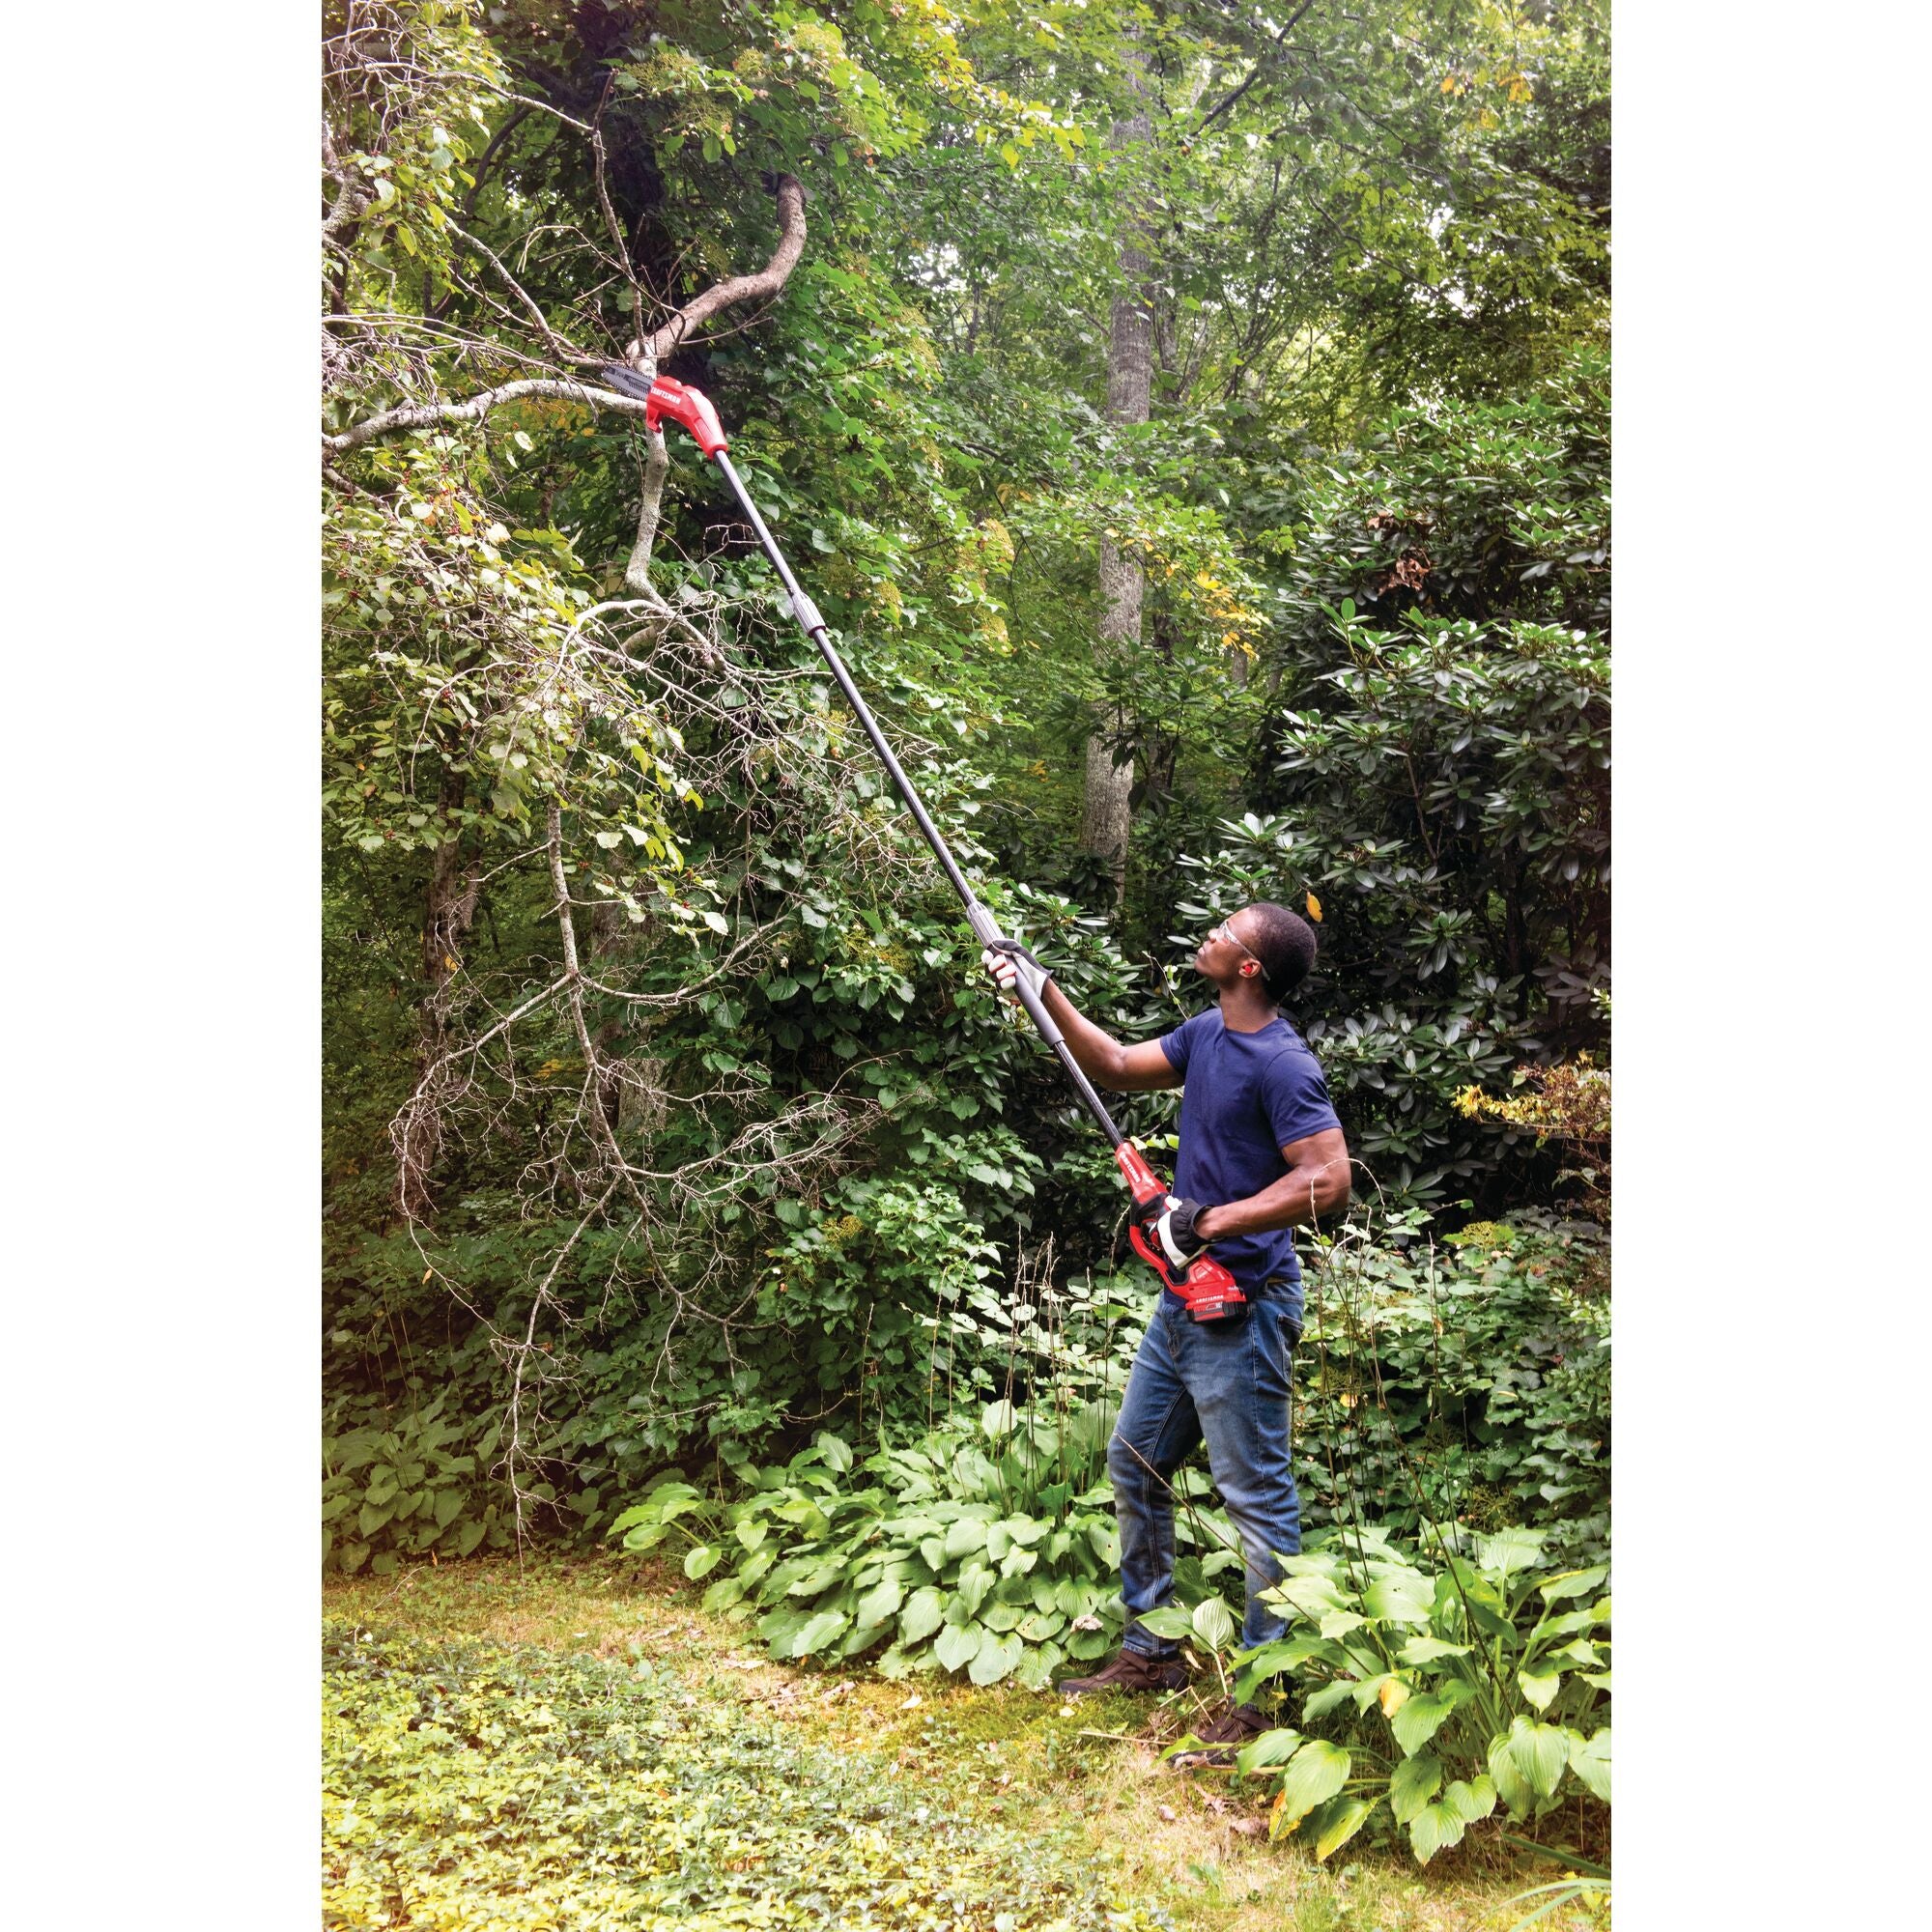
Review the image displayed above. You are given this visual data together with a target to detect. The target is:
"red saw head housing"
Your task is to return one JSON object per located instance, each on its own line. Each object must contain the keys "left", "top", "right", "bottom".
{"left": 643, "top": 375, "right": 728, "bottom": 455}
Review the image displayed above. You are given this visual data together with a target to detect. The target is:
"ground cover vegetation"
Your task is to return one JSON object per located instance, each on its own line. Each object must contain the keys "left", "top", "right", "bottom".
{"left": 325, "top": 1557, "right": 1610, "bottom": 1929}
{"left": 322, "top": 0, "right": 1609, "bottom": 1899}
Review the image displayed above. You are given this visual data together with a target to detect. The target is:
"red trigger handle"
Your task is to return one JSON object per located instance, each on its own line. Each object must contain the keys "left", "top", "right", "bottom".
{"left": 1112, "top": 1143, "right": 1245, "bottom": 1323}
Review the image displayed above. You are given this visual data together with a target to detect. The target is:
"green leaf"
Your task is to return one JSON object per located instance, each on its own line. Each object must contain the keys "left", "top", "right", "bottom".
{"left": 684, "top": 1543, "right": 723, "bottom": 1580}
{"left": 1276, "top": 1740, "right": 1351, "bottom": 1830}
{"left": 969, "top": 1630, "right": 1024, "bottom": 1685}
{"left": 1233, "top": 1727, "right": 1303, "bottom": 1776}
{"left": 1506, "top": 1716, "right": 1572, "bottom": 1798}
{"left": 1488, "top": 1732, "right": 1533, "bottom": 1815}
{"left": 1519, "top": 1665, "right": 1562, "bottom": 1713}
{"left": 734, "top": 1518, "right": 768, "bottom": 1552}
{"left": 1134, "top": 1605, "right": 1194, "bottom": 1641}
{"left": 1362, "top": 1573, "right": 1434, "bottom": 1626}
{"left": 932, "top": 1623, "right": 982, "bottom": 1673}
{"left": 954, "top": 1561, "right": 995, "bottom": 1615}
{"left": 1399, "top": 1634, "right": 1470, "bottom": 1665}
{"left": 1390, "top": 1690, "right": 1459, "bottom": 1753}
{"left": 1318, "top": 1608, "right": 1368, "bottom": 1640}
{"left": 856, "top": 1577, "right": 905, "bottom": 1629}
{"left": 1537, "top": 1564, "right": 1609, "bottom": 1604}
{"left": 1301, "top": 1679, "right": 1358, "bottom": 1721}
{"left": 980, "top": 1398, "right": 1017, "bottom": 1440}
{"left": 791, "top": 1610, "right": 849, "bottom": 1657}
{"left": 1192, "top": 1597, "right": 1238, "bottom": 1653}
{"left": 1443, "top": 1775, "right": 1496, "bottom": 1824}
{"left": 1567, "top": 1725, "right": 1611, "bottom": 1803}
{"left": 1407, "top": 1798, "right": 1466, "bottom": 1863}
{"left": 1311, "top": 1794, "right": 1375, "bottom": 1861}
{"left": 943, "top": 1518, "right": 986, "bottom": 1562}
{"left": 1388, "top": 1751, "right": 1442, "bottom": 1825}
{"left": 898, "top": 1587, "right": 946, "bottom": 1646}
{"left": 701, "top": 1576, "right": 747, "bottom": 1613}
{"left": 814, "top": 1431, "right": 853, "bottom": 1473}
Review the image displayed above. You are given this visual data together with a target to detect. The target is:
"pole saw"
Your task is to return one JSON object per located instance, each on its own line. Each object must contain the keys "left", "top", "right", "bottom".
{"left": 600, "top": 365, "right": 1243, "bottom": 1324}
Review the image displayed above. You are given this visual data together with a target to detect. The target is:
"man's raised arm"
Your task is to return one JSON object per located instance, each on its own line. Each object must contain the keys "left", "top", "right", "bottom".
{"left": 981, "top": 943, "right": 1179, "bottom": 1092}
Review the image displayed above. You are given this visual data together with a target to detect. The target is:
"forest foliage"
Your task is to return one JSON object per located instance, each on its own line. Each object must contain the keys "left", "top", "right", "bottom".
{"left": 321, "top": 0, "right": 1610, "bottom": 1660}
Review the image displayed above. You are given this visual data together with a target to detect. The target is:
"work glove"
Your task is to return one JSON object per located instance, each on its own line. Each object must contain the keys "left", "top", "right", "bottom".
{"left": 980, "top": 937, "right": 1052, "bottom": 1003}
{"left": 1133, "top": 1193, "right": 1211, "bottom": 1269}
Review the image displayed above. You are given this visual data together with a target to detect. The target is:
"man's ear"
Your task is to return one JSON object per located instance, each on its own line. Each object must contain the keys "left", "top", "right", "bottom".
{"left": 1239, "top": 961, "right": 1258, "bottom": 977}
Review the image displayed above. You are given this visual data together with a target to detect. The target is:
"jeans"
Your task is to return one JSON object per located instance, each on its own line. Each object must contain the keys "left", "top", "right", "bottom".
{"left": 1109, "top": 1285, "right": 1301, "bottom": 1656}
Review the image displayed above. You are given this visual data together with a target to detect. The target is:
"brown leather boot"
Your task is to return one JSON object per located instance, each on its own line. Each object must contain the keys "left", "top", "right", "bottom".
{"left": 1056, "top": 1647, "right": 1191, "bottom": 1697}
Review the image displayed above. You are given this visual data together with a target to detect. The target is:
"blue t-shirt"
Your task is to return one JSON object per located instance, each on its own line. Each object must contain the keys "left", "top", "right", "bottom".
{"left": 1157, "top": 1008, "right": 1343, "bottom": 1320}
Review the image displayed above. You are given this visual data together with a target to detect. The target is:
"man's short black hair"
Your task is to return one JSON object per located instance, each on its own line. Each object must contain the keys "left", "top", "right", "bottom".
{"left": 1240, "top": 901, "right": 1318, "bottom": 1005}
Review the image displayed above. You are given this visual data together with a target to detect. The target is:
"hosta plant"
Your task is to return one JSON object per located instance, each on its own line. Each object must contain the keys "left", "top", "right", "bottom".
{"left": 1223, "top": 1523, "right": 1609, "bottom": 1864}
{"left": 609, "top": 1399, "right": 1243, "bottom": 1690}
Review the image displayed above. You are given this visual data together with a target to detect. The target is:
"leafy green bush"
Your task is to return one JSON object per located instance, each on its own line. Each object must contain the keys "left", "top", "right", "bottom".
{"left": 1295, "top": 1213, "right": 1610, "bottom": 1566}
{"left": 1223, "top": 1523, "right": 1609, "bottom": 1865}
{"left": 610, "top": 1400, "right": 1245, "bottom": 1690}
{"left": 323, "top": 1390, "right": 514, "bottom": 1575}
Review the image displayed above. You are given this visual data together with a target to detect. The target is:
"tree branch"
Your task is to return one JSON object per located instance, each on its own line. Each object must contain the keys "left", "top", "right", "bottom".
{"left": 1197, "top": 1, "right": 1321, "bottom": 134}
{"left": 324, "top": 378, "right": 645, "bottom": 453}
{"left": 625, "top": 173, "right": 809, "bottom": 366}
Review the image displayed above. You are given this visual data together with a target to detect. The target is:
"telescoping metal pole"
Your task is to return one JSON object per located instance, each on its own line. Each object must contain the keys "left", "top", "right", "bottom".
{"left": 712, "top": 442, "right": 1128, "bottom": 1151}
{"left": 601, "top": 367, "right": 1244, "bottom": 1321}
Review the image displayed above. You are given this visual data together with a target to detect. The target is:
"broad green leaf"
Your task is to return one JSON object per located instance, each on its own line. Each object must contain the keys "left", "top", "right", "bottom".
{"left": 1134, "top": 1605, "right": 1195, "bottom": 1641}
{"left": 955, "top": 1561, "right": 995, "bottom": 1615}
{"left": 969, "top": 1629, "right": 1024, "bottom": 1686}
{"left": 1276, "top": 1740, "right": 1351, "bottom": 1830}
{"left": 684, "top": 1543, "right": 722, "bottom": 1580}
{"left": 1507, "top": 1716, "right": 1572, "bottom": 1798}
{"left": 932, "top": 1622, "right": 982, "bottom": 1672}
{"left": 1016, "top": 1643, "right": 1061, "bottom": 1691}
{"left": 1302, "top": 1679, "right": 1358, "bottom": 1721}
{"left": 1233, "top": 1728, "right": 1303, "bottom": 1776}
{"left": 919, "top": 1536, "right": 946, "bottom": 1575}
{"left": 1192, "top": 1597, "right": 1238, "bottom": 1653}
{"left": 813, "top": 1431, "right": 853, "bottom": 1473}
{"left": 856, "top": 1577, "right": 905, "bottom": 1629}
{"left": 1567, "top": 1725, "right": 1611, "bottom": 1803}
{"left": 1362, "top": 1573, "right": 1434, "bottom": 1626}
{"left": 1391, "top": 1691, "right": 1458, "bottom": 1753}
{"left": 1319, "top": 1608, "right": 1368, "bottom": 1640}
{"left": 898, "top": 1587, "right": 946, "bottom": 1645}
{"left": 791, "top": 1609, "right": 848, "bottom": 1657}
{"left": 1407, "top": 1798, "right": 1467, "bottom": 1863}
{"left": 701, "top": 1576, "right": 747, "bottom": 1613}
{"left": 1311, "top": 1795, "right": 1375, "bottom": 1861}
{"left": 980, "top": 1398, "right": 1017, "bottom": 1441}
{"left": 734, "top": 1519, "right": 768, "bottom": 1552}
{"left": 943, "top": 1518, "right": 986, "bottom": 1562}
{"left": 1400, "top": 1634, "right": 1472, "bottom": 1665}
{"left": 1476, "top": 1529, "right": 1548, "bottom": 1579}
{"left": 1389, "top": 1751, "right": 1442, "bottom": 1824}
{"left": 1519, "top": 1665, "right": 1562, "bottom": 1713}
{"left": 1488, "top": 1732, "right": 1534, "bottom": 1815}
{"left": 1537, "top": 1564, "right": 1609, "bottom": 1604}
{"left": 1442, "top": 1775, "right": 1496, "bottom": 1824}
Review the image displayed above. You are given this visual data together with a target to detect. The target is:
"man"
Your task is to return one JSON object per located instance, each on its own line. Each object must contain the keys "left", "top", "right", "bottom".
{"left": 982, "top": 902, "right": 1350, "bottom": 1761}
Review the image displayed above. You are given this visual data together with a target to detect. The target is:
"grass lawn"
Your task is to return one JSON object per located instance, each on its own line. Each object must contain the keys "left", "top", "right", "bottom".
{"left": 324, "top": 1553, "right": 1607, "bottom": 1931}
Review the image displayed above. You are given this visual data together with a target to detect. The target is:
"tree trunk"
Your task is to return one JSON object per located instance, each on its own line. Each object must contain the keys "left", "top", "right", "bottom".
{"left": 1080, "top": 29, "right": 1155, "bottom": 900}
